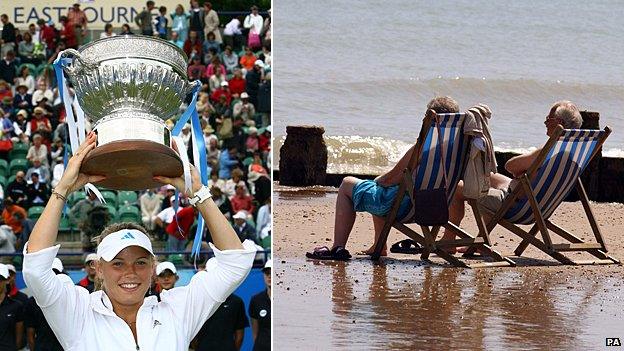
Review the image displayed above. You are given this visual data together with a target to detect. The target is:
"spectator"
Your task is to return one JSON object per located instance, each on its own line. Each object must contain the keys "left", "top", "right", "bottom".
{"left": 218, "top": 146, "right": 239, "bottom": 179}
{"left": 228, "top": 68, "right": 246, "bottom": 97}
{"left": 211, "top": 81, "right": 232, "bottom": 105}
{"left": 155, "top": 195, "right": 182, "bottom": 239}
{"left": 245, "top": 127, "right": 260, "bottom": 153}
{"left": 232, "top": 210, "right": 256, "bottom": 243}
{"left": 243, "top": 6, "right": 264, "bottom": 51}
{"left": 26, "top": 158, "right": 50, "bottom": 184}
{"left": 208, "top": 67, "right": 226, "bottom": 93}
{"left": 256, "top": 198, "right": 271, "bottom": 239}
{"left": 59, "top": 16, "right": 77, "bottom": 49}
{"left": 165, "top": 203, "right": 197, "bottom": 252}
{"left": 50, "top": 162, "right": 64, "bottom": 188}
{"left": 2, "top": 197, "right": 27, "bottom": 235}
{"left": 27, "top": 134, "right": 49, "bottom": 166}
{"left": 233, "top": 92, "right": 256, "bottom": 126}
{"left": 26, "top": 172, "right": 48, "bottom": 206}
{"left": 210, "top": 186, "right": 233, "bottom": 220}
{"left": 5, "top": 264, "right": 28, "bottom": 305}
{"left": 0, "top": 107, "right": 14, "bottom": 139}
{"left": 203, "top": 2, "right": 221, "bottom": 44}
{"left": 0, "top": 50, "right": 17, "bottom": 83}
{"left": 29, "top": 108, "right": 53, "bottom": 145}
{"left": 67, "top": 3, "right": 88, "bottom": 45}
{"left": 0, "top": 81, "right": 12, "bottom": 101}
{"left": 249, "top": 259, "right": 271, "bottom": 351}
{"left": 155, "top": 261, "right": 178, "bottom": 292}
{"left": 77, "top": 253, "right": 98, "bottom": 293}
{"left": 188, "top": 0, "right": 205, "bottom": 41}
{"left": 99, "top": 23, "right": 117, "bottom": 39}
{"left": 203, "top": 32, "right": 221, "bottom": 58}
{"left": 169, "top": 31, "right": 184, "bottom": 49}
{"left": 37, "top": 19, "right": 56, "bottom": 58}
{"left": 18, "top": 32, "right": 38, "bottom": 65}
{"left": 0, "top": 224, "right": 16, "bottom": 254}
{"left": 31, "top": 80, "right": 54, "bottom": 107}
{"left": 155, "top": 6, "right": 169, "bottom": 39}
{"left": 248, "top": 153, "right": 267, "bottom": 175}
{"left": 139, "top": 188, "right": 162, "bottom": 231}
{"left": 258, "top": 45, "right": 271, "bottom": 68}
{"left": 205, "top": 57, "right": 226, "bottom": 78}
{"left": 135, "top": 1, "right": 156, "bottom": 36}
{"left": 170, "top": 4, "right": 190, "bottom": 42}
{"left": 191, "top": 293, "right": 249, "bottom": 351}
{"left": 6, "top": 173, "right": 28, "bottom": 208}
{"left": 230, "top": 184, "right": 255, "bottom": 215}
{"left": 119, "top": 23, "right": 134, "bottom": 35}
{"left": 187, "top": 55, "right": 205, "bottom": 81}
{"left": 206, "top": 136, "right": 220, "bottom": 167}
{"left": 221, "top": 46, "right": 239, "bottom": 74}
{"left": 69, "top": 191, "right": 101, "bottom": 251}
{"left": 13, "top": 83, "right": 33, "bottom": 111}
{"left": 223, "top": 18, "right": 242, "bottom": 52}
{"left": 160, "top": 184, "right": 176, "bottom": 211}
{"left": 183, "top": 30, "right": 203, "bottom": 60}
{"left": 0, "top": 15, "right": 16, "bottom": 57}
{"left": 239, "top": 46, "right": 256, "bottom": 72}
{"left": 207, "top": 170, "right": 225, "bottom": 192}
{"left": 0, "top": 264, "right": 25, "bottom": 350}
{"left": 245, "top": 60, "right": 264, "bottom": 108}
{"left": 261, "top": 9, "right": 271, "bottom": 48}
{"left": 50, "top": 137, "right": 64, "bottom": 167}
{"left": 248, "top": 171, "right": 270, "bottom": 206}
{"left": 224, "top": 168, "right": 244, "bottom": 197}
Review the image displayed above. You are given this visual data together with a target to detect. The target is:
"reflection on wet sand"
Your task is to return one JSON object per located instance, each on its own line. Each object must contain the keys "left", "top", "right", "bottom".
{"left": 276, "top": 259, "right": 622, "bottom": 350}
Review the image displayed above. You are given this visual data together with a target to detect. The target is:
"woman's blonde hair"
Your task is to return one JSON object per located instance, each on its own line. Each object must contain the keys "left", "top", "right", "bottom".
{"left": 93, "top": 222, "right": 153, "bottom": 291}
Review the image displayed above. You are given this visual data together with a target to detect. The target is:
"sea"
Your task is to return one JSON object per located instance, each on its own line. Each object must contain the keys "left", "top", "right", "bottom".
{"left": 273, "top": 0, "right": 624, "bottom": 174}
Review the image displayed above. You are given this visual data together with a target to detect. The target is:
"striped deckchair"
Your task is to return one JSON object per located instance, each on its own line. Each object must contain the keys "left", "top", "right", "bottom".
{"left": 466, "top": 125, "right": 619, "bottom": 265}
{"left": 370, "top": 111, "right": 514, "bottom": 268}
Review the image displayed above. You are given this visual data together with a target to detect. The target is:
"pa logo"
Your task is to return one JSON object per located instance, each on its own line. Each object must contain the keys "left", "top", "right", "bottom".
{"left": 121, "top": 232, "right": 135, "bottom": 240}
{"left": 607, "top": 338, "right": 622, "bottom": 347}
{"left": 259, "top": 309, "right": 267, "bottom": 318}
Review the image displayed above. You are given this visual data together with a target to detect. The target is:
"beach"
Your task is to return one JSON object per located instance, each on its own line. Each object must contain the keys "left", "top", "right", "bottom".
{"left": 273, "top": 186, "right": 624, "bottom": 350}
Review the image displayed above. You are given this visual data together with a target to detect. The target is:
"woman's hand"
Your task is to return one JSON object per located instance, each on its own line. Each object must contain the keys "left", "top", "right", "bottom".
{"left": 153, "top": 140, "right": 203, "bottom": 196}
{"left": 54, "top": 132, "right": 105, "bottom": 196}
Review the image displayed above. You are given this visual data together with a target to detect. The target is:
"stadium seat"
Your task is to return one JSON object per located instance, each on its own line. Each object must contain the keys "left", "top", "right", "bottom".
{"left": 242, "top": 157, "right": 254, "bottom": 167}
{"left": 6, "top": 175, "right": 15, "bottom": 188}
{"left": 0, "top": 159, "right": 8, "bottom": 177}
{"left": 101, "top": 191, "right": 117, "bottom": 207}
{"left": 0, "top": 175, "right": 6, "bottom": 188}
{"left": 105, "top": 204, "right": 117, "bottom": 220}
{"left": 58, "top": 216, "right": 72, "bottom": 233}
{"left": 117, "top": 191, "right": 138, "bottom": 206}
{"left": 9, "top": 143, "right": 29, "bottom": 161}
{"left": 117, "top": 205, "right": 141, "bottom": 224}
{"left": 18, "top": 63, "right": 37, "bottom": 76}
{"left": 68, "top": 191, "right": 86, "bottom": 207}
{"left": 27, "top": 206, "right": 45, "bottom": 220}
{"left": 9, "top": 159, "right": 29, "bottom": 175}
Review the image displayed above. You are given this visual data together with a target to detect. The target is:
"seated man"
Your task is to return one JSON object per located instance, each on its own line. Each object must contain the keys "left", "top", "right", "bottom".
{"left": 306, "top": 96, "right": 460, "bottom": 260}
{"left": 440, "top": 100, "right": 583, "bottom": 252}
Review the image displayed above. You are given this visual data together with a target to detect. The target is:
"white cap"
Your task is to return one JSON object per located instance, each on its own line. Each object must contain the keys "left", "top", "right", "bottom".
{"left": 263, "top": 259, "right": 272, "bottom": 270}
{"left": 240, "top": 92, "right": 249, "bottom": 99}
{"left": 52, "top": 258, "right": 64, "bottom": 272}
{"left": 156, "top": 261, "right": 177, "bottom": 275}
{"left": 165, "top": 184, "right": 176, "bottom": 190}
{"left": 233, "top": 211, "right": 247, "bottom": 220}
{"left": 84, "top": 253, "right": 98, "bottom": 264}
{"left": 220, "top": 81, "right": 229, "bottom": 87}
{"left": 96, "top": 229, "right": 154, "bottom": 262}
{"left": 254, "top": 59, "right": 264, "bottom": 67}
{"left": 6, "top": 264, "right": 15, "bottom": 273}
{"left": 0, "top": 264, "right": 8, "bottom": 279}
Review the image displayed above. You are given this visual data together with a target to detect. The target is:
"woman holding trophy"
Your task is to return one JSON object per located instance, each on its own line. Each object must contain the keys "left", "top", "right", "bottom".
{"left": 22, "top": 132, "right": 256, "bottom": 349}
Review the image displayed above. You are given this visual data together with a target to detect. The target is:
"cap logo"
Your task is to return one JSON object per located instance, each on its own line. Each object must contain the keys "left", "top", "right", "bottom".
{"left": 121, "top": 232, "right": 135, "bottom": 240}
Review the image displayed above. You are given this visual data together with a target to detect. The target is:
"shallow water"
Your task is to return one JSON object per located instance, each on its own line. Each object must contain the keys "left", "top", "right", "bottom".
{"left": 275, "top": 259, "right": 624, "bottom": 350}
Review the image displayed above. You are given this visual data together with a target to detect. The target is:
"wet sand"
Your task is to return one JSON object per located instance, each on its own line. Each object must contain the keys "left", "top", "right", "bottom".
{"left": 273, "top": 186, "right": 624, "bottom": 350}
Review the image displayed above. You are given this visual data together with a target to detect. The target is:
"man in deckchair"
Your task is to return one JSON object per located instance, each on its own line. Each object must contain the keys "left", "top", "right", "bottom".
{"left": 440, "top": 100, "right": 582, "bottom": 253}
{"left": 306, "top": 96, "right": 460, "bottom": 260}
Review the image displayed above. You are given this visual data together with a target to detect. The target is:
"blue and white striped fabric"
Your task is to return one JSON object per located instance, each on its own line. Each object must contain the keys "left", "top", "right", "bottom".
{"left": 400, "top": 113, "right": 467, "bottom": 223}
{"left": 504, "top": 129, "right": 604, "bottom": 225}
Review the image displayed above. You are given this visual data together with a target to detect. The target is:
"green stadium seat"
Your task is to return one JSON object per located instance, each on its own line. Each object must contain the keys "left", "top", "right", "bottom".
{"left": 58, "top": 216, "right": 72, "bottom": 233}
{"left": 105, "top": 204, "right": 117, "bottom": 220}
{"left": 27, "top": 206, "right": 45, "bottom": 220}
{"left": 242, "top": 157, "right": 254, "bottom": 167}
{"left": 0, "top": 159, "right": 8, "bottom": 177}
{"left": 0, "top": 175, "right": 6, "bottom": 188}
{"left": 35, "top": 63, "right": 53, "bottom": 77}
{"left": 117, "top": 205, "right": 141, "bottom": 224}
{"left": 101, "top": 191, "right": 117, "bottom": 207}
{"left": 18, "top": 63, "right": 37, "bottom": 77}
{"left": 6, "top": 175, "right": 15, "bottom": 188}
{"left": 9, "top": 159, "right": 29, "bottom": 175}
{"left": 68, "top": 191, "right": 86, "bottom": 207}
{"left": 117, "top": 191, "right": 138, "bottom": 206}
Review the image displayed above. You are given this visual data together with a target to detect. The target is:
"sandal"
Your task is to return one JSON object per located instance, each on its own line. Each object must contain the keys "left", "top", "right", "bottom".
{"left": 390, "top": 239, "right": 423, "bottom": 254}
{"left": 306, "top": 246, "right": 352, "bottom": 261}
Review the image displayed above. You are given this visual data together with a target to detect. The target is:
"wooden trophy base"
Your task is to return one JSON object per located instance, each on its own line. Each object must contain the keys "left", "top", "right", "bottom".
{"left": 81, "top": 140, "right": 183, "bottom": 190}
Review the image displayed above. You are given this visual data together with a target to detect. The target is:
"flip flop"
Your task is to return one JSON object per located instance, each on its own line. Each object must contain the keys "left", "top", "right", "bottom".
{"left": 390, "top": 239, "right": 423, "bottom": 254}
{"left": 306, "top": 246, "right": 352, "bottom": 261}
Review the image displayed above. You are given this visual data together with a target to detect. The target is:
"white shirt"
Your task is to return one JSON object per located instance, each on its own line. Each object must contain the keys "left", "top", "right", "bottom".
{"left": 243, "top": 14, "right": 263, "bottom": 34}
{"left": 156, "top": 206, "right": 181, "bottom": 224}
{"left": 22, "top": 240, "right": 256, "bottom": 351}
{"left": 223, "top": 19, "right": 241, "bottom": 35}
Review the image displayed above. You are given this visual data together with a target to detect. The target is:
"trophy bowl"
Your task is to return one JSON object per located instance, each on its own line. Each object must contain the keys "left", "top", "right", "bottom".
{"left": 62, "top": 35, "right": 199, "bottom": 190}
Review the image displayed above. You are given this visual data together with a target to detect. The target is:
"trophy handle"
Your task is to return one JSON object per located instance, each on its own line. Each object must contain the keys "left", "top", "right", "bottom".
{"left": 59, "top": 49, "right": 98, "bottom": 74}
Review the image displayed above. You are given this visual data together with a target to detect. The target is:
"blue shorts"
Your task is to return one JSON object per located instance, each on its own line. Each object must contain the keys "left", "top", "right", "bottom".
{"left": 351, "top": 180, "right": 411, "bottom": 219}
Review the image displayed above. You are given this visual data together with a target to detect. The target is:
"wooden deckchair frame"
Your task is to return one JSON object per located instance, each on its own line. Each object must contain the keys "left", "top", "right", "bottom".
{"left": 370, "top": 111, "right": 514, "bottom": 268}
{"left": 465, "top": 125, "right": 620, "bottom": 265}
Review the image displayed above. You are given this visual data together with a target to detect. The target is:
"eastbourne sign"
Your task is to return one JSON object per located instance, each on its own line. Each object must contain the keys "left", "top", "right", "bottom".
{"left": 2, "top": 0, "right": 182, "bottom": 29}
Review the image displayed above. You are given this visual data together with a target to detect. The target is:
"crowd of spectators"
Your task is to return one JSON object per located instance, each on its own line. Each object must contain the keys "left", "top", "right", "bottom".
{"left": 0, "top": 2, "right": 271, "bottom": 350}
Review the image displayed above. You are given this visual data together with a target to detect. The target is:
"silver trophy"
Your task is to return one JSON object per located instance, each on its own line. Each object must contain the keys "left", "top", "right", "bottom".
{"left": 60, "top": 35, "right": 199, "bottom": 190}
